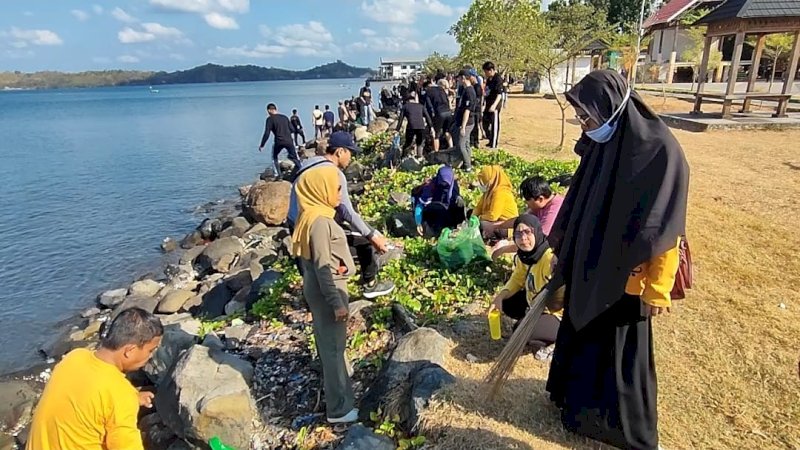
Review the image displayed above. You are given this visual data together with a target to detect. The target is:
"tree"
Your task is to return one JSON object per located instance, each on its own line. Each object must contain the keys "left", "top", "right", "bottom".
{"left": 527, "top": 2, "right": 611, "bottom": 149}
{"left": 449, "top": 0, "right": 541, "bottom": 74}
{"left": 422, "top": 52, "right": 460, "bottom": 76}
{"left": 763, "top": 33, "right": 795, "bottom": 91}
{"left": 679, "top": 9, "right": 722, "bottom": 89}
{"left": 608, "top": 32, "right": 651, "bottom": 82}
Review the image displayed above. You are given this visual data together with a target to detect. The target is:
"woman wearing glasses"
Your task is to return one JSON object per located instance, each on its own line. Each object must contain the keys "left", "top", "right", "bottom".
{"left": 547, "top": 70, "right": 689, "bottom": 450}
{"left": 489, "top": 214, "right": 564, "bottom": 359}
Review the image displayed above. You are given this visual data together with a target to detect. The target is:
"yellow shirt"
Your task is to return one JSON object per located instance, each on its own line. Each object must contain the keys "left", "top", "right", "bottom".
{"left": 625, "top": 238, "right": 682, "bottom": 308}
{"left": 503, "top": 248, "right": 565, "bottom": 318}
{"left": 473, "top": 187, "right": 518, "bottom": 222}
{"left": 27, "top": 349, "right": 143, "bottom": 450}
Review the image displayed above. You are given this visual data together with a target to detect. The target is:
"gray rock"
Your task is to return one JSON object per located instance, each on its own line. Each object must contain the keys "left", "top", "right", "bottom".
{"left": 161, "top": 237, "right": 178, "bottom": 253}
{"left": 195, "top": 236, "right": 244, "bottom": 274}
{"left": 367, "top": 118, "right": 390, "bottom": 134}
{"left": 348, "top": 300, "right": 375, "bottom": 333}
{"left": 343, "top": 162, "right": 365, "bottom": 182}
{"left": 336, "top": 424, "right": 394, "bottom": 450}
{"left": 238, "top": 184, "right": 252, "bottom": 197}
{"left": 97, "top": 288, "right": 127, "bottom": 308}
{"left": 389, "top": 192, "right": 412, "bottom": 205}
{"left": 80, "top": 307, "right": 101, "bottom": 318}
{"left": 399, "top": 157, "right": 423, "bottom": 173}
{"left": 408, "top": 363, "right": 456, "bottom": 431}
{"left": 180, "top": 230, "right": 205, "bottom": 249}
{"left": 140, "top": 412, "right": 178, "bottom": 449}
{"left": 128, "top": 279, "right": 163, "bottom": 298}
{"left": 39, "top": 326, "right": 88, "bottom": 360}
{"left": 198, "top": 218, "right": 221, "bottom": 240}
{"left": 143, "top": 315, "right": 200, "bottom": 384}
{"left": 354, "top": 126, "right": 371, "bottom": 142}
{"left": 377, "top": 245, "right": 405, "bottom": 267}
{"left": 0, "top": 381, "right": 38, "bottom": 433}
{"left": 224, "top": 270, "right": 253, "bottom": 293}
{"left": 244, "top": 222, "right": 268, "bottom": 237}
{"left": 224, "top": 298, "right": 246, "bottom": 316}
{"left": 113, "top": 295, "right": 159, "bottom": 318}
{"left": 156, "top": 345, "right": 257, "bottom": 450}
{"left": 386, "top": 211, "right": 418, "bottom": 238}
{"left": 179, "top": 245, "right": 206, "bottom": 265}
{"left": 0, "top": 433, "right": 14, "bottom": 450}
{"left": 223, "top": 324, "right": 253, "bottom": 344}
{"left": 246, "top": 270, "right": 283, "bottom": 307}
{"left": 218, "top": 216, "right": 251, "bottom": 239}
{"left": 197, "top": 283, "right": 233, "bottom": 318}
{"left": 243, "top": 180, "right": 292, "bottom": 226}
{"left": 202, "top": 333, "right": 225, "bottom": 351}
{"left": 425, "top": 148, "right": 459, "bottom": 166}
{"left": 157, "top": 290, "right": 196, "bottom": 314}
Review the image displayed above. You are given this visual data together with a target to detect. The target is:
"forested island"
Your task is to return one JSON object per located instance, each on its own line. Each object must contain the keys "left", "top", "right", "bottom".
{"left": 0, "top": 60, "right": 374, "bottom": 90}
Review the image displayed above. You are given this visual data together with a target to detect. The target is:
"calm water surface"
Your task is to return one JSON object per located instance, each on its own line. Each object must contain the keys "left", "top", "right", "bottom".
{"left": 0, "top": 79, "right": 363, "bottom": 374}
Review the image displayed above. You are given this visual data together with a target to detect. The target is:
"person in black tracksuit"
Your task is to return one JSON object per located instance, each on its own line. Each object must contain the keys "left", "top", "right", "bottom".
{"left": 290, "top": 109, "right": 306, "bottom": 146}
{"left": 482, "top": 61, "right": 505, "bottom": 149}
{"left": 259, "top": 103, "right": 302, "bottom": 180}
{"left": 425, "top": 79, "right": 453, "bottom": 151}
{"left": 396, "top": 93, "right": 433, "bottom": 158}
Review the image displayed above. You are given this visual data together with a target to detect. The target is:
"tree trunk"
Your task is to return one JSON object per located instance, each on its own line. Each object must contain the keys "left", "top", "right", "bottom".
{"left": 546, "top": 70, "right": 567, "bottom": 150}
{"left": 770, "top": 55, "right": 777, "bottom": 92}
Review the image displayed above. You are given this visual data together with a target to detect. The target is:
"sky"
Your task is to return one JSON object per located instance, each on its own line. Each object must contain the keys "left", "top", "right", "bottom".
{"left": 0, "top": 0, "right": 472, "bottom": 73}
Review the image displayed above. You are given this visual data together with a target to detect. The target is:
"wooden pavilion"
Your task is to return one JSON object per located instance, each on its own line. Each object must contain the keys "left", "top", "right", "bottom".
{"left": 692, "top": 0, "right": 800, "bottom": 118}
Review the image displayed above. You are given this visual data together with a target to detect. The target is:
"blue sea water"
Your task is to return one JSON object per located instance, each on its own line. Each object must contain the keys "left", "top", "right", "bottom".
{"left": 0, "top": 79, "right": 365, "bottom": 374}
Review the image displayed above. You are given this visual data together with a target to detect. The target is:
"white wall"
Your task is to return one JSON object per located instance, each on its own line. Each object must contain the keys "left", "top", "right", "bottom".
{"left": 648, "top": 27, "right": 694, "bottom": 63}
{"left": 539, "top": 56, "right": 593, "bottom": 94}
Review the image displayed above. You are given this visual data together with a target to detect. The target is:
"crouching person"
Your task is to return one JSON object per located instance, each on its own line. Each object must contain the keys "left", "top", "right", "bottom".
{"left": 292, "top": 165, "right": 358, "bottom": 424}
{"left": 27, "top": 308, "right": 163, "bottom": 450}
{"left": 489, "top": 215, "right": 564, "bottom": 359}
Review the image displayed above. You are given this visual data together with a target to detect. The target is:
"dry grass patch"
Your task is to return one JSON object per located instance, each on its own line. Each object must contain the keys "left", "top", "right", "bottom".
{"left": 421, "top": 94, "right": 800, "bottom": 449}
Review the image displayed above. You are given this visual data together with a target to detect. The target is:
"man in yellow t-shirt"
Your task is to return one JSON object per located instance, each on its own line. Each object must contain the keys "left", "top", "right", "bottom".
{"left": 27, "top": 308, "right": 163, "bottom": 450}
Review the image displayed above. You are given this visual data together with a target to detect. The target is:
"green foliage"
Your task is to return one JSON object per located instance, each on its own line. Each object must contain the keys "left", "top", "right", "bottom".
{"left": 682, "top": 27, "right": 722, "bottom": 81}
{"left": 198, "top": 319, "right": 226, "bottom": 339}
{"left": 422, "top": 52, "right": 460, "bottom": 76}
{"left": 398, "top": 435, "right": 427, "bottom": 450}
{"left": 251, "top": 259, "right": 301, "bottom": 320}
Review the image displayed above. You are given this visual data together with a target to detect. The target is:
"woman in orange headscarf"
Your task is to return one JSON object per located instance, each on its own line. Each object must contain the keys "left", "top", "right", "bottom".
{"left": 472, "top": 165, "right": 519, "bottom": 240}
{"left": 292, "top": 165, "right": 358, "bottom": 424}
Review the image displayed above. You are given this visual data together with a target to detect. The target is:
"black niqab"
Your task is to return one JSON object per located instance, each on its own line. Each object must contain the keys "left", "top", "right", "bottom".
{"left": 514, "top": 214, "right": 549, "bottom": 266}
{"left": 549, "top": 70, "right": 689, "bottom": 331}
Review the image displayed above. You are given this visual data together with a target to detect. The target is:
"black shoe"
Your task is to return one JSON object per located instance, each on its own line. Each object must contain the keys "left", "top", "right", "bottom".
{"left": 362, "top": 279, "right": 395, "bottom": 299}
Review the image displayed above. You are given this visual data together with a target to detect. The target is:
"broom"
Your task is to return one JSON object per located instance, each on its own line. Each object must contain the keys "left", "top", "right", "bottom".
{"left": 484, "top": 274, "right": 565, "bottom": 399}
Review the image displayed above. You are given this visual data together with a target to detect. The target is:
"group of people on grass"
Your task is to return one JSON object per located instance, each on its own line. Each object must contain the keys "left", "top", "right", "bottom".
{"left": 26, "top": 70, "right": 688, "bottom": 450}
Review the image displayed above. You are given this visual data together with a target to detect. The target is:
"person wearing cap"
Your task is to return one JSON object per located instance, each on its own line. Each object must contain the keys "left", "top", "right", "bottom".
{"left": 259, "top": 103, "right": 303, "bottom": 180}
{"left": 482, "top": 61, "right": 505, "bottom": 149}
{"left": 452, "top": 69, "right": 477, "bottom": 172}
{"left": 396, "top": 91, "right": 434, "bottom": 159}
{"left": 288, "top": 132, "right": 396, "bottom": 299}
{"left": 425, "top": 78, "right": 454, "bottom": 151}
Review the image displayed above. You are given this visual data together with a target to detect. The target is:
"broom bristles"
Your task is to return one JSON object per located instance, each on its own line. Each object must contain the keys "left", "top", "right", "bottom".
{"left": 484, "top": 276, "right": 564, "bottom": 399}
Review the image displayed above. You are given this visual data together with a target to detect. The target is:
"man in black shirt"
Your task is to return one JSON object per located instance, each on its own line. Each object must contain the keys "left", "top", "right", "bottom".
{"left": 425, "top": 78, "right": 453, "bottom": 151}
{"left": 482, "top": 61, "right": 505, "bottom": 149}
{"left": 259, "top": 103, "right": 302, "bottom": 180}
{"left": 452, "top": 70, "right": 476, "bottom": 172}
{"left": 290, "top": 109, "right": 305, "bottom": 146}
{"left": 396, "top": 92, "right": 434, "bottom": 158}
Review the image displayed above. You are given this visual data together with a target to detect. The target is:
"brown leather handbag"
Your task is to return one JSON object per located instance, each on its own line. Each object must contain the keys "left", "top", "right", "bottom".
{"left": 670, "top": 235, "right": 693, "bottom": 300}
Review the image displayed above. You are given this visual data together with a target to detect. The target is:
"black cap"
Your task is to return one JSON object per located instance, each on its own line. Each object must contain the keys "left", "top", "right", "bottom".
{"left": 328, "top": 131, "right": 362, "bottom": 154}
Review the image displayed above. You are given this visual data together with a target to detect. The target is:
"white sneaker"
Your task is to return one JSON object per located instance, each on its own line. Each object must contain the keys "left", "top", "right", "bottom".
{"left": 327, "top": 408, "right": 359, "bottom": 424}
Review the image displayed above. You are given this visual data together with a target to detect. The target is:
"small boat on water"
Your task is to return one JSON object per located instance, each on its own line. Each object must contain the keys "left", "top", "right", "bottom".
{"left": 149, "top": 86, "right": 160, "bottom": 94}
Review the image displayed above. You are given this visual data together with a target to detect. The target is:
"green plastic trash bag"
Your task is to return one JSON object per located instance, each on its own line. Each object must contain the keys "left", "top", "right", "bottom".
{"left": 209, "top": 437, "right": 236, "bottom": 450}
{"left": 436, "top": 216, "right": 489, "bottom": 270}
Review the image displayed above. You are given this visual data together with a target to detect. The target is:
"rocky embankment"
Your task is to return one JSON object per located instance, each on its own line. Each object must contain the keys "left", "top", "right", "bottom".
{"left": 0, "top": 116, "right": 458, "bottom": 450}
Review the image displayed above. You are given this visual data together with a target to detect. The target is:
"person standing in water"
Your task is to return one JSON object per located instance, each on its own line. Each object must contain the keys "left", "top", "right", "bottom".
{"left": 259, "top": 103, "right": 302, "bottom": 180}
{"left": 547, "top": 70, "right": 689, "bottom": 450}
{"left": 290, "top": 109, "right": 306, "bottom": 147}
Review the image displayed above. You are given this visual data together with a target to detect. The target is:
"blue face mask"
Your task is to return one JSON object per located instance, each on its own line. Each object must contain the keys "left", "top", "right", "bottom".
{"left": 584, "top": 89, "right": 631, "bottom": 144}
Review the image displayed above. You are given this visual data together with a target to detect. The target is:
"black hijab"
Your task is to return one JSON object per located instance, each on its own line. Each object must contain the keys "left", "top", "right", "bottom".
{"left": 514, "top": 214, "right": 549, "bottom": 266}
{"left": 549, "top": 70, "right": 689, "bottom": 331}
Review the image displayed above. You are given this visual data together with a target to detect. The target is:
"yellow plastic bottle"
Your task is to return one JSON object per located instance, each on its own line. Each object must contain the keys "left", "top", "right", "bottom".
{"left": 488, "top": 310, "right": 502, "bottom": 340}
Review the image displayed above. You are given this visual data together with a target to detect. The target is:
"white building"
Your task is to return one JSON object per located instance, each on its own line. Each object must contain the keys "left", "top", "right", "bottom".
{"left": 378, "top": 58, "right": 425, "bottom": 79}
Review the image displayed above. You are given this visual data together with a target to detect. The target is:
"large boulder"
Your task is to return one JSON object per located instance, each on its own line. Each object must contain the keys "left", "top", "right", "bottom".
{"left": 157, "top": 290, "right": 196, "bottom": 314}
{"left": 179, "top": 245, "right": 206, "bottom": 265}
{"left": 367, "top": 118, "right": 390, "bottom": 134}
{"left": 353, "top": 126, "right": 371, "bottom": 142}
{"left": 399, "top": 157, "right": 423, "bottom": 173}
{"left": 0, "top": 381, "right": 38, "bottom": 433}
{"left": 97, "top": 288, "right": 127, "bottom": 308}
{"left": 243, "top": 180, "right": 292, "bottom": 226}
{"left": 180, "top": 230, "right": 205, "bottom": 249}
{"left": 408, "top": 363, "right": 455, "bottom": 431}
{"left": 336, "top": 424, "right": 394, "bottom": 450}
{"left": 157, "top": 345, "right": 257, "bottom": 450}
{"left": 112, "top": 295, "right": 159, "bottom": 318}
{"left": 194, "top": 237, "right": 244, "bottom": 274}
{"left": 128, "top": 279, "right": 163, "bottom": 298}
{"left": 218, "top": 216, "right": 251, "bottom": 239}
{"left": 144, "top": 314, "right": 200, "bottom": 384}
{"left": 386, "top": 211, "right": 418, "bottom": 238}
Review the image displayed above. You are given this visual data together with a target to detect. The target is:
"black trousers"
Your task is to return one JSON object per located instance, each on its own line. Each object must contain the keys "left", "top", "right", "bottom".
{"left": 347, "top": 234, "right": 378, "bottom": 284}
{"left": 501, "top": 290, "right": 560, "bottom": 348}
{"left": 272, "top": 140, "right": 301, "bottom": 179}
{"left": 482, "top": 110, "right": 501, "bottom": 148}
{"left": 404, "top": 128, "right": 425, "bottom": 157}
{"left": 292, "top": 129, "right": 306, "bottom": 147}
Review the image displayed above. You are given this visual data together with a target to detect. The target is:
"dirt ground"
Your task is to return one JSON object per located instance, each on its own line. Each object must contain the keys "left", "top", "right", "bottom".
{"left": 420, "top": 94, "right": 800, "bottom": 449}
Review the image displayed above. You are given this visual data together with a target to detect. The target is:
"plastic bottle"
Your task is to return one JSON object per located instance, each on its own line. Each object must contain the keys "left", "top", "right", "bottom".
{"left": 488, "top": 309, "right": 502, "bottom": 340}
{"left": 209, "top": 437, "right": 236, "bottom": 450}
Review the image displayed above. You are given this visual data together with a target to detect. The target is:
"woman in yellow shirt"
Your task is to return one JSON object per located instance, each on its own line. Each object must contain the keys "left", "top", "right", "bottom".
{"left": 489, "top": 214, "right": 564, "bottom": 358}
{"left": 472, "top": 165, "right": 518, "bottom": 240}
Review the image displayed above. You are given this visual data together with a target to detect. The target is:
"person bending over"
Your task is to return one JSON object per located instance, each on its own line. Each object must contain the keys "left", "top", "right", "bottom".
{"left": 490, "top": 215, "right": 564, "bottom": 359}
{"left": 27, "top": 308, "right": 163, "bottom": 450}
{"left": 259, "top": 103, "right": 302, "bottom": 180}
{"left": 411, "top": 165, "right": 466, "bottom": 237}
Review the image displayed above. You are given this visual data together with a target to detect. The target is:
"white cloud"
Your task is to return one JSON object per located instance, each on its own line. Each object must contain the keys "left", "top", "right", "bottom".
{"left": 360, "top": 28, "right": 377, "bottom": 36}
{"left": 93, "top": 5, "right": 104, "bottom": 14}
{"left": 210, "top": 44, "right": 288, "bottom": 58}
{"left": 112, "top": 7, "right": 138, "bottom": 23}
{"left": 10, "top": 41, "right": 28, "bottom": 49}
{"left": 361, "top": 0, "right": 453, "bottom": 24}
{"left": 389, "top": 26, "right": 416, "bottom": 38}
{"left": 117, "top": 55, "right": 140, "bottom": 63}
{"left": 350, "top": 36, "right": 421, "bottom": 53}
{"left": 274, "top": 21, "right": 333, "bottom": 47}
{"left": 7, "top": 27, "right": 63, "bottom": 46}
{"left": 204, "top": 12, "right": 239, "bottom": 30}
{"left": 71, "top": 10, "right": 91, "bottom": 21}
{"left": 259, "top": 25, "right": 271, "bottom": 37}
{"left": 118, "top": 22, "right": 188, "bottom": 44}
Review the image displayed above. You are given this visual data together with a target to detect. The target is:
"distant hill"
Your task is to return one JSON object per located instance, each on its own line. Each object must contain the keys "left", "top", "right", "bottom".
{"left": 0, "top": 60, "right": 374, "bottom": 89}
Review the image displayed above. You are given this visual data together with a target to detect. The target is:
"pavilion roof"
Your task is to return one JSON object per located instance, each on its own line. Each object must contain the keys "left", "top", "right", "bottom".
{"left": 698, "top": 0, "right": 800, "bottom": 23}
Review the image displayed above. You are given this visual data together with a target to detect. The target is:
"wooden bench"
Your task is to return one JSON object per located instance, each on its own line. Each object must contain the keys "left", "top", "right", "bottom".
{"left": 692, "top": 92, "right": 793, "bottom": 118}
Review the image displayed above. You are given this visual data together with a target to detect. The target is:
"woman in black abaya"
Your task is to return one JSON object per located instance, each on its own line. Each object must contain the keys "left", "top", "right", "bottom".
{"left": 546, "top": 70, "right": 689, "bottom": 450}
